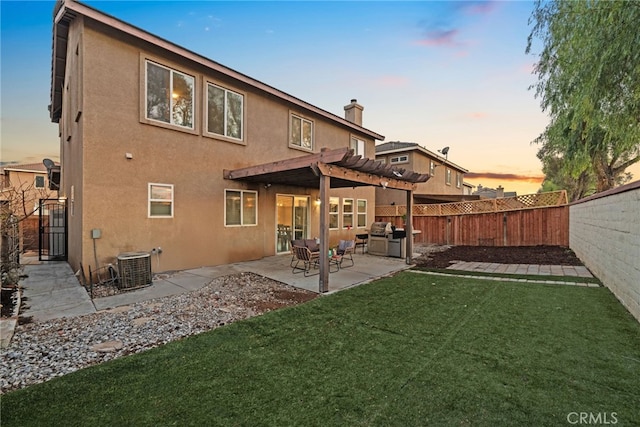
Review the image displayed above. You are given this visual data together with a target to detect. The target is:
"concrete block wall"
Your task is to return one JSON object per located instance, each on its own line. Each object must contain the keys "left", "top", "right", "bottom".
{"left": 569, "top": 181, "right": 640, "bottom": 322}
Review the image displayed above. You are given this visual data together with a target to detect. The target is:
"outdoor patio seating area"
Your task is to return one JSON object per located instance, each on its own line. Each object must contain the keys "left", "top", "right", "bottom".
{"left": 235, "top": 252, "right": 413, "bottom": 294}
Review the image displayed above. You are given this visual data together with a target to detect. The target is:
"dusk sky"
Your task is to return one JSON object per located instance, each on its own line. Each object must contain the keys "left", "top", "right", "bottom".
{"left": 3, "top": 0, "right": 635, "bottom": 194}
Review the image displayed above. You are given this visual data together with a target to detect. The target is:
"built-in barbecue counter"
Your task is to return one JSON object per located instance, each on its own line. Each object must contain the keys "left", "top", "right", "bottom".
{"left": 367, "top": 222, "right": 420, "bottom": 258}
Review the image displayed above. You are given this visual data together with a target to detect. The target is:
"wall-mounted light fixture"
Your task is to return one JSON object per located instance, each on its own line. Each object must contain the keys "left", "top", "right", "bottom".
{"left": 315, "top": 197, "right": 321, "bottom": 205}
{"left": 380, "top": 180, "right": 389, "bottom": 189}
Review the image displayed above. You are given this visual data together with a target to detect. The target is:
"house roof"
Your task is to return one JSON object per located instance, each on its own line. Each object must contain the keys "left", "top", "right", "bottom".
{"left": 0, "top": 162, "right": 56, "bottom": 174}
{"left": 224, "top": 148, "right": 430, "bottom": 191}
{"left": 50, "top": 0, "right": 384, "bottom": 142}
{"left": 375, "top": 141, "right": 420, "bottom": 152}
{"left": 413, "top": 193, "right": 481, "bottom": 204}
{"left": 375, "top": 141, "right": 468, "bottom": 173}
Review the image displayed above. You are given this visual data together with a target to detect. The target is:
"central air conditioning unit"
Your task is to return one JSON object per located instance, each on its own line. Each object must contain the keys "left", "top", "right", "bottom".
{"left": 117, "top": 252, "right": 152, "bottom": 290}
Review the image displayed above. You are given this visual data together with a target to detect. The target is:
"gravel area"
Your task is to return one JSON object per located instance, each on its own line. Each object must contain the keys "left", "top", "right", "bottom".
{"left": 1, "top": 272, "right": 316, "bottom": 394}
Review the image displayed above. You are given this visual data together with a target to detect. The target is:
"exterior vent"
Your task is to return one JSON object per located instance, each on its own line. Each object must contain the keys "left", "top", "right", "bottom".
{"left": 117, "top": 252, "right": 152, "bottom": 290}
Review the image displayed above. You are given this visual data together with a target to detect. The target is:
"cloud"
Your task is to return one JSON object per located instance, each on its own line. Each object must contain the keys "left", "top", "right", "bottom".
{"left": 465, "top": 172, "right": 544, "bottom": 182}
{"left": 467, "top": 112, "right": 488, "bottom": 120}
{"left": 414, "top": 1, "right": 498, "bottom": 50}
{"left": 375, "top": 75, "right": 410, "bottom": 88}
{"left": 415, "top": 29, "right": 460, "bottom": 48}
{"left": 458, "top": 1, "right": 499, "bottom": 15}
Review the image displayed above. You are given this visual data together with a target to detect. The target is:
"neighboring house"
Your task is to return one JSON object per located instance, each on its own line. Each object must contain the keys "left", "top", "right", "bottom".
{"left": 50, "top": 0, "right": 427, "bottom": 277}
{"left": 462, "top": 182, "right": 475, "bottom": 196}
{"left": 0, "top": 162, "right": 59, "bottom": 251}
{"left": 473, "top": 184, "right": 517, "bottom": 199}
{"left": 375, "top": 141, "right": 473, "bottom": 205}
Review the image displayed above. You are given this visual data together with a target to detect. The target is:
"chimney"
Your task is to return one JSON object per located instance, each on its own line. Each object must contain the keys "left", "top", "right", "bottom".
{"left": 496, "top": 185, "right": 504, "bottom": 198}
{"left": 344, "top": 99, "right": 363, "bottom": 126}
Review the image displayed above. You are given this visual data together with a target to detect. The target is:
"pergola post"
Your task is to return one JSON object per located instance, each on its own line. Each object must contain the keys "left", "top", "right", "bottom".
{"left": 405, "top": 189, "right": 413, "bottom": 264}
{"left": 319, "top": 174, "right": 330, "bottom": 292}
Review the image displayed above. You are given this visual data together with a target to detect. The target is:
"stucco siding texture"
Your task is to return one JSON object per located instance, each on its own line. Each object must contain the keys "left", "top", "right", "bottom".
{"left": 569, "top": 185, "right": 640, "bottom": 322}
{"left": 62, "top": 19, "right": 377, "bottom": 273}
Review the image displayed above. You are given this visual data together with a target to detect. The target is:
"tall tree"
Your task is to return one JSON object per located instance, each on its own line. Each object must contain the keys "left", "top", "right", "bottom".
{"left": 527, "top": 0, "right": 640, "bottom": 194}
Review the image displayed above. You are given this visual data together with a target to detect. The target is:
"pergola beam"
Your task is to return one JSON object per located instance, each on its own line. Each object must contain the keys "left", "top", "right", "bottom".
{"left": 315, "top": 163, "right": 417, "bottom": 191}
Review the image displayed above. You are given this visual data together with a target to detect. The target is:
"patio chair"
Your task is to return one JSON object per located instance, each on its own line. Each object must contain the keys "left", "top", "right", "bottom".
{"left": 292, "top": 245, "right": 320, "bottom": 276}
{"left": 337, "top": 239, "right": 355, "bottom": 268}
{"left": 290, "top": 239, "right": 320, "bottom": 267}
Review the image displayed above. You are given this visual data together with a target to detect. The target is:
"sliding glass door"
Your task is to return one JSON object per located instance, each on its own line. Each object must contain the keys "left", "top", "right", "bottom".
{"left": 276, "top": 195, "right": 309, "bottom": 253}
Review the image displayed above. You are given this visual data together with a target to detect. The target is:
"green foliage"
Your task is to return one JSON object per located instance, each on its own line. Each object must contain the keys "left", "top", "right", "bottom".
{"left": 3, "top": 274, "right": 640, "bottom": 426}
{"left": 528, "top": 0, "right": 640, "bottom": 194}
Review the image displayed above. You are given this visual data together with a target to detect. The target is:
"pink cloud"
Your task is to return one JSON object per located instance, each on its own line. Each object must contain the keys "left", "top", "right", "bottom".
{"left": 415, "top": 29, "right": 459, "bottom": 47}
{"left": 519, "top": 61, "right": 537, "bottom": 75}
{"left": 376, "top": 75, "right": 410, "bottom": 88}
{"left": 461, "top": 1, "right": 499, "bottom": 15}
{"left": 468, "top": 112, "right": 489, "bottom": 119}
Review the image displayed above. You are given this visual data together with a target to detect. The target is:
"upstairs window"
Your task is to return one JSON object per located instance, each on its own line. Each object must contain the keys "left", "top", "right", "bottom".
{"left": 290, "top": 114, "right": 313, "bottom": 150}
{"left": 207, "top": 83, "right": 243, "bottom": 140}
{"left": 456, "top": 172, "right": 462, "bottom": 188}
{"left": 446, "top": 168, "right": 452, "bottom": 185}
{"left": 149, "top": 183, "right": 174, "bottom": 218}
{"left": 350, "top": 137, "right": 365, "bottom": 157}
{"left": 390, "top": 155, "right": 408, "bottom": 164}
{"left": 146, "top": 61, "right": 194, "bottom": 129}
{"left": 430, "top": 161, "right": 436, "bottom": 176}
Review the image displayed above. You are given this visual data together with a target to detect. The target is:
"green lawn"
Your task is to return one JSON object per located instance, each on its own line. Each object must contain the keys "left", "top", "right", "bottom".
{"left": 3, "top": 272, "right": 639, "bottom": 426}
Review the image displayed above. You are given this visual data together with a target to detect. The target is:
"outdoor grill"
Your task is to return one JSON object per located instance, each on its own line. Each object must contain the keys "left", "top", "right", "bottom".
{"left": 368, "top": 222, "right": 408, "bottom": 258}
{"left": 367, "top": 222, "right": 393, "bottom": 257}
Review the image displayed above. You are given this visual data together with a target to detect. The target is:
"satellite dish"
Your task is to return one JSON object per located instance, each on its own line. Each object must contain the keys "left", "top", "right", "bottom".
{"left": 43, "top": 158, "right": 55, "bottom": 169}
{"left": 392, "top": 170, "right": 402, "bottom": 177}
{"left": 439, "top": 147, "right": 449, "bottom": 156}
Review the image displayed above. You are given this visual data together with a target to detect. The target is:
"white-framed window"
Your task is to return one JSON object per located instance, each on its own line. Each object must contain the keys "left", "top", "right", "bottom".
{"left": 225, "top": 189, "right": 257, "bottom": 226}
{"left": 342, "top": 198, "right": 354, "bottom": 229}
{"left": 290, "top": 114, "right": 313, "bottom": 150}
{"left": 446, "top": 168, "right": 452, "bottom": 185}
{"left": 148, "top": 183, "right": 174, "bottom": 218}
{"left": 145, "top": 60, "right": 194, "bottom": 129}
{"left": 350, "top": 137, "right": 365, "bottom": 157}
{"left": 390, "top": 155, "right": 408, "bottom": 164}
{"left": 206, "top": 82, "right": 243, "bottom": 140}
{"left": 329, "top": 197, "right": 339, "bottom": 229}
{"left": 456, "top": 172, "right": 462, "bottom": 188}
{"left": 430, "top": 161, "right": 436, "bottom": 176}
{"left": 357, "top": 199, "right": 367, "bottom": 228}
{"left": 34, "top": 175, "right": 45, "bottom": 188}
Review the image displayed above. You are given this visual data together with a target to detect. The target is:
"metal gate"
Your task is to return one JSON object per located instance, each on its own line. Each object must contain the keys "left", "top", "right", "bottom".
{"left": 39, "top": 199, "right": 67, "bottom": 261}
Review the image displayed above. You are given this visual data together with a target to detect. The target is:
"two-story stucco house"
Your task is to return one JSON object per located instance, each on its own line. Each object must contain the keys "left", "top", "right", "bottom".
{"left": 375, "top": 141, "right": 473, "bottom": 205}
{"left": 50, "top": 0, "right": 427, "bottom": 284}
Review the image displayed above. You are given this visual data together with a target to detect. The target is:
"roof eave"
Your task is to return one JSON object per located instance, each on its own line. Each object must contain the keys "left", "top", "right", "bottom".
{"left": 375, "top": 146, "right": 468, "bottom": 173}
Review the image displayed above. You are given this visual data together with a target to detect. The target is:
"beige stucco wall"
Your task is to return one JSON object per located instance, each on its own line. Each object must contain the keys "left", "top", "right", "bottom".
{"left": 375, "top": 150, "right": 465, "bottom": 205}
{"left": 569, "top": 181, "right": 640, "bottom": 322}
{"left": 60, "top": 18, "right": 376, "bottom": 274}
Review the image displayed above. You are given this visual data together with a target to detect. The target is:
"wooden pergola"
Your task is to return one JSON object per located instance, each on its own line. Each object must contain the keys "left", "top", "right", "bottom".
{"left": 223, "top": 147, "right": 430, "bottom": 292}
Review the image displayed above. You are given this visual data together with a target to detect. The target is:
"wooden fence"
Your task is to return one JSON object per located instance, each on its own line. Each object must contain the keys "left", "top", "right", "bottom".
{"left": 375, "top": 191, "right": 569, "bottom": 247}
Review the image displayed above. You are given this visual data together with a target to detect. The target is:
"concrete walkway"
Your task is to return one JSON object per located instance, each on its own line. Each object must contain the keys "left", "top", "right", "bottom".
{"left": 446, "top": 261, "right": 594, "bottom": 278}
